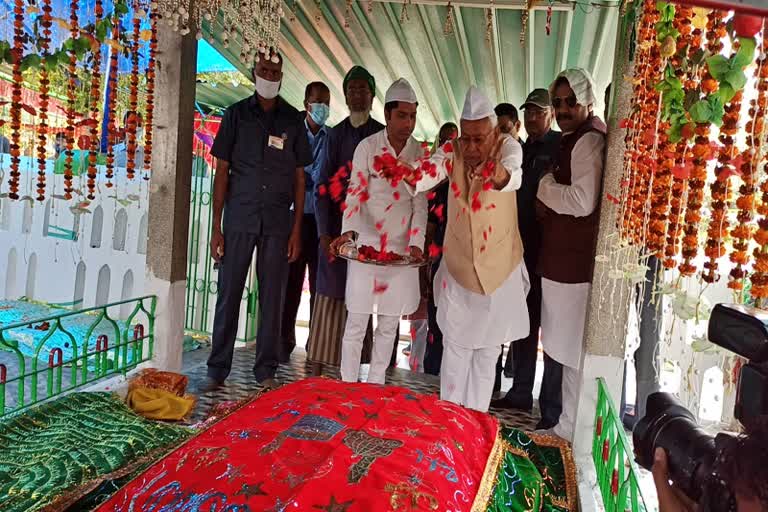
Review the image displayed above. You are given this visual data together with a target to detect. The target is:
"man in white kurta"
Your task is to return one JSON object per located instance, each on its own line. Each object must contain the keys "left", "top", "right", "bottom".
{"left": 407, "top": 87, "right": 529, "bottom": 413}
{"left": 536, "top": 68, "right": 607, "bottom": 442}
{"left": 332, "top": 78, "right": 428, "bottom": 385}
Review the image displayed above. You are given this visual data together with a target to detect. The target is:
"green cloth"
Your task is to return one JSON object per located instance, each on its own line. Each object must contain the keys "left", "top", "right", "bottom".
{"left": 53, "top": 151, "right": 106, "bottom": 176}
{"left": 343, "top": 65, "right": 376, "bottom": 96}
{"left": 485, "top": 428, "right": 575, "bottom": 512}
{"left": 0, "top": 392, "right": 190, "bottom": 512}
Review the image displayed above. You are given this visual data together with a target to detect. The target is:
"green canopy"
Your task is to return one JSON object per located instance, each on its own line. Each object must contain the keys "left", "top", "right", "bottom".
{"left": 200, "top": 1, "right": 620, "bottom": 139}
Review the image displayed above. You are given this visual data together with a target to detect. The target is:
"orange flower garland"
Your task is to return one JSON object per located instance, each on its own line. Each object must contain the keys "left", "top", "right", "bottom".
{"left": 86, "top": 0, "right": 105, "bottom": 200}
{"left": 35, "top": 0, "right": 54, "bottom": 203}
{"left": 678, "top": 10, "right": 726, "bottom": 277}
{"left": 142, "top": 6, "right": 158, "bottom": 180}
{"left": 619, "top": 0, "right": 661, "bottom": 245}
{"left": 104, "top": 18, "right": 120, "bottom": 190}
{"left": 664, "top": 143, "right": 691, "bottom": 268}
{"left": 702, "top": 89, "right": 741, "bottom": 284}
{"left": 125, "top": 0, "right": 142, "bottom": 181}
{"left": 751, "top": 28, "right": 768, "bottom": 301}
{"left": 7, "top": 0, "right": 24, "bottom": 201}
{"left": 63, "top": 0, "right": 80, "bottom": 199}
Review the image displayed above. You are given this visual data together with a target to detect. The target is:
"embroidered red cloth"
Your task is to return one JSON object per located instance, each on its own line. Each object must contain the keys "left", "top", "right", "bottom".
{"left": 97, "top": 377, "right": 499, "bottom": 511}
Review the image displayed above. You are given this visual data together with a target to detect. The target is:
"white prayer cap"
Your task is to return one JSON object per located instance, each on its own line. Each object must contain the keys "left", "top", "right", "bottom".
{"left": 385, "top": 78, "right": 418, "bottom": 104}
{"left": 550, "top": 68, "right": 597, "bottom": 107}
{"left": 461, "top": 86, "right": 494, "bottom": 121}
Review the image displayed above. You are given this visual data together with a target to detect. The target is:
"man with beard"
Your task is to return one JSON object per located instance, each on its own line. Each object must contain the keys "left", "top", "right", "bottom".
{"left": 491, "top": 88, "right": 563, "bottom": 431}
{"left": 536, "top": 68, "right": 607, "bottom": 442}
{"left": 307, "top": 66, "right": 382, "bottom": 376}
{"left": 331, "top": 78, "right": 427, "bottom": 385}
{"left": 405, "top": 87, "right": 529, "bottom": 412}
{"left": 205, "top": 52, "right": 312, "bottom": 390}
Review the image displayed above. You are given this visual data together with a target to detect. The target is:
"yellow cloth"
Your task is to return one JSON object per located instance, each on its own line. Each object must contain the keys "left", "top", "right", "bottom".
{"left": 125, "top": 387, "right": 196, "bottom": 421}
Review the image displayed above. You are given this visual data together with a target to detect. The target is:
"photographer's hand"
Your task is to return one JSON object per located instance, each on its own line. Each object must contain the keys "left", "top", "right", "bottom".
{"left": 652, "top": 448, "right": 699, "bottom": 512}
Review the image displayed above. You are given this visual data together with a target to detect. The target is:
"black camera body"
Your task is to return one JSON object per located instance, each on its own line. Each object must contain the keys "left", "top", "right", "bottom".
{"left": 633, "top": 304, "right": 768, "bottom": 512}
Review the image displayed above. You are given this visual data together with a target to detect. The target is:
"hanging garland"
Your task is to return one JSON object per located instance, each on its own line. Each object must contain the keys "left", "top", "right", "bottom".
{"left": 125, "top": 0, "right": 142, "bottom": 181}
{"left": 86, "top": 0, "right": 105, "bottom": 201}
{"left": 678, "top": 10, "right": 726, "bottom": 277}
{"left": 7, "top": 0, "right": 25, "bottom": 201}
{"left": 104, "top": 18, "right": 121, "bottom": 190}
{"left": 35, "top": 0, "right": 54, "bottom": 203}
{"left": 143, "top": 5, "right": 158, "bottom": 180}
{"left": 751, "top": 25, "right": 768, "bottom": 302}
{"left": 64, "top": 0, "right": 80, "bottom": 199}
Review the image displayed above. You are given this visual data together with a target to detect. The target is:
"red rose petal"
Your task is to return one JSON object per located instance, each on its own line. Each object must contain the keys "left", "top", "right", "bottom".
{"left": 373, "top": 279, "right": 389, "bottom": 294}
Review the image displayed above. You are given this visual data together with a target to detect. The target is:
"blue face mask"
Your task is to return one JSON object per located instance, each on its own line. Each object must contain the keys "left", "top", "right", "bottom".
{"left": 309, "top": 103, "right": 330, "bottom": 126}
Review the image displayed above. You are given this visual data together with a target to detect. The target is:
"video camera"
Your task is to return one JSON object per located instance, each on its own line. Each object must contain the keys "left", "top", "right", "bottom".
{"left": 633, "top": 304, "right": 768, "bottom": 512}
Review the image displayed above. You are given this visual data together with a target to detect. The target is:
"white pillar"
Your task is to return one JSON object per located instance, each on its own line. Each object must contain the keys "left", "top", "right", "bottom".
{"left": 571, "top": 24, "right": 638, "bottom": 458}
{"left": 145, "top": 22, "right": 198, "bottom": 372}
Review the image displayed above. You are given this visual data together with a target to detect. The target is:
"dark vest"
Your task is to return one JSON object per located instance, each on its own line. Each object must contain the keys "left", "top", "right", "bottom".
{"left": 537, "top": 116, "right": 607, "bottom": 284}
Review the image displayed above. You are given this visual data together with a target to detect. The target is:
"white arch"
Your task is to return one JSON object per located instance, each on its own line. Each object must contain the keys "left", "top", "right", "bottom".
{"left": 137, "top": 213, "right": 148, "bottom": 255}
{"left": 0, "top": 198, "right": 11, "bottom": 230}
{"left": 25, "top": 252, "right": 37, "bottom": 299}
{"left": 95, "top": 264, "right": 111, "bottom": 307}
{"left": 73, "top": 261, "right": 86, "bottom": 310}
{"left": 113, "top": 208, "right": 128, "bottom": 251}
{"left": 21, "top": 200, "right": 33, "bottom": 234}
{"left": 42, "top": 199, "right": 52, "bottom": 236}
{"left": 5, "top": 248, "right": 17, "bottom": 299}
{"left": 119, "top": 269, "right": 135, "bottom": 318}
{"left": 90, "top": 205, "right": 104, "bottom": 248}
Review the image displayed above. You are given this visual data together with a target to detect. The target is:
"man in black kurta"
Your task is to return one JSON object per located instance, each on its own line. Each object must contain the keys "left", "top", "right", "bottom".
{"left": 206, "top": 54, "right": 312, "bottom": 389}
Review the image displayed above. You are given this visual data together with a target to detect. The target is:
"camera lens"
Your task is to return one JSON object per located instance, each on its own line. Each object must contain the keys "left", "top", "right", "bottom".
{"left": 633, "top": 393, "right": 718, "bottom": 501}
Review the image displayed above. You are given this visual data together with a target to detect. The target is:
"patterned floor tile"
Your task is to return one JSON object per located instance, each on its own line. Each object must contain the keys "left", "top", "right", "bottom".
{"left": 184, "top": 345, "right": 540, "bottom": 431}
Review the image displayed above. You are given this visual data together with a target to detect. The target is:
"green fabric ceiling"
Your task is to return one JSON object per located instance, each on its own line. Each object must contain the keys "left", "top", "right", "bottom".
{"left": 200, "top": 0, "right": 620, "bottom": 140}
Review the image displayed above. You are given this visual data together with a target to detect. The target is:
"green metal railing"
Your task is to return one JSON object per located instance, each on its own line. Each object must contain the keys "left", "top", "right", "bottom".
{"left": 0, "top": 295, "right": 156, "bottom": 417}
{"left": 184, "top": 139, "right": 258, "bottom": 341}
{"left": 593, "top": 378, "right": 647, "bottom": 512}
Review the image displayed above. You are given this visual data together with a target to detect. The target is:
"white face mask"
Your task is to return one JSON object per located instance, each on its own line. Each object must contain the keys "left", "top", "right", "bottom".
{"left": 255, "top": 76, "right": 280, "bottom": 100}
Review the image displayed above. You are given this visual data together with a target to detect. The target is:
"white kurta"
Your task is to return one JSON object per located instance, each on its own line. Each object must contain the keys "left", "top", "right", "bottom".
{"left": 537, "top": 130, "right": 605, "bottom": 371}
{"left": 412, "top": 135, "right": 530, "bottom": 348}
{"left": 342, "top": 130, "right": 428, "bottom": 316}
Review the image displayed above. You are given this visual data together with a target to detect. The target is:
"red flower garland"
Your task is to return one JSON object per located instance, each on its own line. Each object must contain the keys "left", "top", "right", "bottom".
{"left": 751, "top": 28, "right": 768, "bottom": 301}
{"left": 104, "top": 18, "right": 120, "bottom": 190}
{"left": 36, "top": 0, "right": 54, "bottom": 202}
{"left": 125, "top": 0, "right": 142, "bottom": 180}
{"left": 142, "top": 6, "right": 158, "bottom": 180}
{"left": 7, "top": 0, "right": 24, "bottom": 200}
{"left": 86, "top": 0, "right": 104, "bottom": 200}
{"left": 64, "top": 0, "right": 80, "bottom": 199}
{"left": 678, "top": 10, "right": 726, "bottom": 277}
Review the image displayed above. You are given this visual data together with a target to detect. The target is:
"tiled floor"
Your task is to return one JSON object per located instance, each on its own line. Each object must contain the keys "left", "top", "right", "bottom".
{"left": 183, "top": 341, "right": 541, "bottom": 430}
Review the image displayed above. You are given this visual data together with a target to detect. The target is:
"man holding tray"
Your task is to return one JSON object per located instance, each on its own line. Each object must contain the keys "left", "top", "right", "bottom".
{"left": 404, "top": 86, "right": 529, "bottom": 412}
{"left": 330, "top": 78, "right": 428, "bottom": 385}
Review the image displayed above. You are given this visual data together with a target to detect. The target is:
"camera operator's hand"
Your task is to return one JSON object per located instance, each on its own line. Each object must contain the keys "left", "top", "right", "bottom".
{"left": 652, "top": 448, "right": 699, "bottom": 512}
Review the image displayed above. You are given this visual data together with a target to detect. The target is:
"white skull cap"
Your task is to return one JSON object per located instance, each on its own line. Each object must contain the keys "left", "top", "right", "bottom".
{"left": 549, "top": 67, "right": 597, "bottom": 107}
{"left": 385, "top": 78, "right": 418, "bottom": 104}
{"left": 461, "top": 86, "right": 494, "bottom": 121}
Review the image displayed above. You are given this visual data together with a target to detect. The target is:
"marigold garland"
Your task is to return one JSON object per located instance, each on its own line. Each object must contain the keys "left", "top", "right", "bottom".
{"left": 125, "top": 0, "right": 142, "bottom": 181}
{"left": 7, "top": 0, "right": 24, "bottom": 201}
{"left": 664, "top": 143, "right": 690, "bottom": 268}
{"left": 619, "top": 0, "right": 661, "bottom": 245}
{"left": 63, "top": 0, "right": 80, "bottom": 199}
{"left": 86, "top": 0, "right": 105, "bottom": 200}
{"left": 678, "top": 10, "right": 726, "bottom": 277}
{"left": 142, "top": 5, "right": 158, "bottom": 180}
{"left": 104, "top": 18, "right": 121, "bottom": 190}
{"left": 751, "top": 27, "right": 768, "bottom": 301}
{"left": 35, "top": 0, "right": 54, "bottom": 203}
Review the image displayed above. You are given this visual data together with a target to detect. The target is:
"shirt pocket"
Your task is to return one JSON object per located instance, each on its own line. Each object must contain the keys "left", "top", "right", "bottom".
{"left": 265, "top": 139, "right": 296, "bottom": 172}
{"left": 233, "top": 121, "right": 264, "bottom": 165}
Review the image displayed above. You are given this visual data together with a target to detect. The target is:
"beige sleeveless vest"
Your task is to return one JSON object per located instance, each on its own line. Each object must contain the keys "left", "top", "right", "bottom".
{"left": 442, "top": 144, "right": 524, "bottom": 296}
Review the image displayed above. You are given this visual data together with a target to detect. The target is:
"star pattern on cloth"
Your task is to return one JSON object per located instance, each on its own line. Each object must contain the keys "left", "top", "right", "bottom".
{"left": 234, "top": 481, "right": 267, "bottom": 499}
{"left": 313, "top": 495, "right": 355, "bottom": 512}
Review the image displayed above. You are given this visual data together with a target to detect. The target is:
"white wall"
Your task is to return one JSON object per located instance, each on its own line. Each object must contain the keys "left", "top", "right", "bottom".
{"left": 0, "top": 156, "right": 148, "bottom": 316}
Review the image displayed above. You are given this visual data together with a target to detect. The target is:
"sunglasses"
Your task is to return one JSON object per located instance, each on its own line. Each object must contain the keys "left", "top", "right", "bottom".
{"left": 552, "top": 96, "right": 578, "bottom": 109}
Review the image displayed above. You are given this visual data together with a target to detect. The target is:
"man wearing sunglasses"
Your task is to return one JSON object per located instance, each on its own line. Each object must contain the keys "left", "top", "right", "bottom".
{"left": 535, "top": 68, "right": 607, "bottom": 442}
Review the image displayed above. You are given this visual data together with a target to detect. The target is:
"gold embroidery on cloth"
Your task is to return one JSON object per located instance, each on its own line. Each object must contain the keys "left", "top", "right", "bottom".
{"left": 385, "top": 481, "right": 439, "bottom": 510}
{"left": 470, "top": 429, "right": 506, "bottom": 512}
{"left": 528, "top": 432, "right": 578, "bottom": 511}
